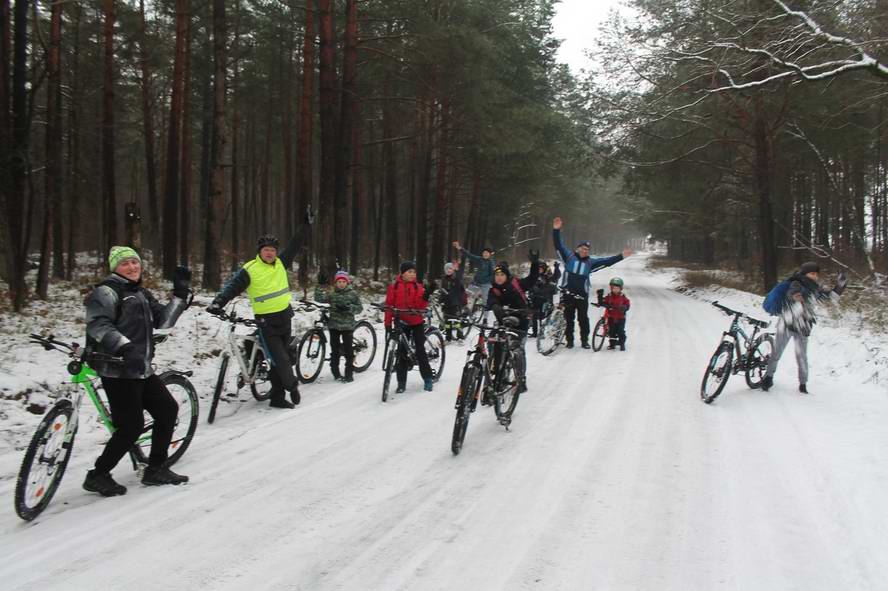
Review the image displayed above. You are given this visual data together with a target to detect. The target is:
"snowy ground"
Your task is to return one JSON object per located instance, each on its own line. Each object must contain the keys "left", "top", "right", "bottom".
{"left": 2, "top": 254, "right": 888, "bottom": 590}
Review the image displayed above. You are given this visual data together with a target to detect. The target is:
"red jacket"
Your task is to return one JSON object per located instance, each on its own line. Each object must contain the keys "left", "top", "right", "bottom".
{"left": 603, "top": 292, "right": 630, "bottom": 321}
{"left": 384, "top": 277, "right": 428, "bottom": 327}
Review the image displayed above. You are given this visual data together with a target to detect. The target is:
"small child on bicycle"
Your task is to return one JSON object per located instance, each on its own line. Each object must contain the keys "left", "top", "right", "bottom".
{"left": 597, "top": 277, "right": 630, "bottom": 351}
{"left": 384, "top": 261, "right": 435, "bottom": 392}
{"left": 440, "top": 257, "right": 468, "bottom": 342}
{"left": 314, "top": 270, "right": 363, "bottom": 382}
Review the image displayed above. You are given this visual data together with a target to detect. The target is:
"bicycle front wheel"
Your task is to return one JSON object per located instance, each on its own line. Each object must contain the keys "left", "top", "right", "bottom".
{"left": 424, "top": 328, "right": 446, "bottom": 381}
{"left": 493, "top": 353, "right": 520, "bottom": 424}
{"left": 250, "top": 348, "right": 275, "bottom": 401}
{"left": 537, "top": 311, "right": 565, "bottom": 356}
{"left": 452, "top": 365, "right": 481, "bottom": 455}
{"left": 591, "top": 318, "right": 607, "bottom": 351}
{"left": 297, "top": 328, "right": 326, "bottom": 383}
{"left": 745, "top": 334, "right": 774, "bottom": 389}
{"left": 132, "top": 371, "right": 199, "bottom": 466}
{"left": 15, "top": 400, "right": 78, "bottom": 521}
{"left": 701, "top": 342, "right": 734, "bottom": 404}
{"left": 381, "top": 341, "right": 397, "bottom": 403}
{"left": 352, "top": 321, "right": 378, "bottom": 373}
{"left": 208, "top": 353, "right": 230, "bottom": 424}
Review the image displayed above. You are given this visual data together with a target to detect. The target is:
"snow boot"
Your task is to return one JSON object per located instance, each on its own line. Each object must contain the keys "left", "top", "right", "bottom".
{"left": 565, "top": 341, "right": 574, "bottom": 349}
{"left": 607, "top": 342, "right": 616, "bottom": 350}
{"left": 289, "top": 385, "right": 301, "bottom": 405}
{"left": 424, "top": 378, "right": 434, "bottom": 392}
{"left": 330, "top": 356, "right": 342, "bottom": 381}
{"left": 799, "top": 383, "right": 808, "bottom": 394}
{"left": 344, "top": 360, "right": 354, "bottom": 383}
{"left": 396, "top": 383, "right": 407, "bottom": 394}
{"left": 620, "top": 344, "right": 626, "bottom": 351}
{"left": 516, "top": 378, "right": 527, "bottom": 394}
{"left": 269, "top": 396, "right": 295, "bottom": 409}
{"left": 83, "top": 469, "right": 127, "bottom": 497}
{"left": 761, "top": 375, "right": 773, "bottom": 392}
{"left": 142, "top": 465, "right": 189, "bottom": 486}
{"left": 581, "top": 341, "right": 591, "bottom": 350}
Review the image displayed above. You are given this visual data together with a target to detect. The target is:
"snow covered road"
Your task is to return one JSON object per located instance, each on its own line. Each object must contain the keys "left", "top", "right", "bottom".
{"left": 2, "top": 255, "right": 888, "bottom": 590}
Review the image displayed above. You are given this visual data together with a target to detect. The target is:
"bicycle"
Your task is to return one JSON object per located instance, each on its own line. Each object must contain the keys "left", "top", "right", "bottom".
{"left": 207, "top": 310, "right": 279, "bottom": 423}
{"left": 590, "top": 296, "right": 615, "bottom": 352}
{"left": 373, "top": 305, "right": 446, "bottom": 402}
{"left": 15, "top": 334, "right": 198, "bottom": 521}
{"left": 451, "top": 309, "right": 526, "bottom": 455}
{"left": 536, "top": 288, "right": 584, "bottom": 356}
{"left": 700, "top": 301, "right": 775, "bottom": 404}
{"left": 430, "top": 287, "right": 484, "bottom": 342}
{"left": 292, "top": 300, "right": 378, "bottom": 383}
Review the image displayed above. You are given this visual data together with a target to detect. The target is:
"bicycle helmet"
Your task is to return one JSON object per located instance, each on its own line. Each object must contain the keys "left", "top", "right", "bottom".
{"left": 609, "top": 277, "right": 624, "bottom": 288}
{"left": 256, "top": 234, "right": 280, "bottom": 251}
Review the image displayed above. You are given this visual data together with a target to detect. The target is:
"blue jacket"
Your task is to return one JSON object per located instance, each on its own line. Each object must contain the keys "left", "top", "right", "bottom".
{"left": 463, "top": 249, "right": 496, "bottom": 286}
{"left": 553, "top": 229, "right": 623, "bottom": 296}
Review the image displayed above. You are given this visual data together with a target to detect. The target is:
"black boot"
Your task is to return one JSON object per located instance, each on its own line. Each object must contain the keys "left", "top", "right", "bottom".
{"left": 142, "top": 465, "right": 189, "bottom": 486}
{"left": 516, "top": 378, "right": 527, "bottom": 394}
{"left": 344, "top": 359, "right": 354, "bottom": 383}
{"left": 799, "top": 383, "right": 808, "bottom": 394}
{"left": 289, "top": 385, "right": 301, "bottom": 405}
{"left": 269, "top": 394, "right": 295, "bottom": 409}
{"left": 396, "top": 382, "right": 406, "bottom": 394}
{"left": 330, "top": 356, "right": 342, "bottom": 381}
{"left": 761, "top": 375, "right": 773, "bottom": 392}
{"left": 83, "top": 469, "right": 127, "bottom": 496}
{"left": 581, "top": 341, "right": 591, "bottom": 349}
{"left": 565, "top": 339, "right": 574, "bottom": 349}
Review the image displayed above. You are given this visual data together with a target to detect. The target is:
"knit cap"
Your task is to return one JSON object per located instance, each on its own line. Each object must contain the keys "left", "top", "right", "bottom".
{"left": 108, "top": 246, "right": 141, "bottom": 272}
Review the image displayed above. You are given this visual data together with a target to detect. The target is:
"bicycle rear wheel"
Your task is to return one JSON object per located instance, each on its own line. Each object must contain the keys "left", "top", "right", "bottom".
{"left": 493, "top": 354, "right": 520, "bottom": 424}
{"left": 208, "top": 353, "right": 230, "bottom": 424}
{"left": 351, "top": 321, "right": 378, "bottom": 373}
{"left": 452, "top": 365, "right": 481, "bottom": 455}
{"left": 14, "top": 400, "right": 77, "bottom": 521}
{"left": 250, "top": 348, "right": 275, "bottom": 401}
{"left": 591, "top": 318, "right": 607, "bottom": 351}
{"left": 745, "top": 334, "right": 774, "bottom": 389}
{"left": 132, "top": 371, "right": 199, "bottom": 466}
{"left": 381, "top": 341, "right": 397, "bottom": 402}
{"left": 537, "top": 311, "right": 565, "bottom": 356}
{"left": 424, "top": 328, "right": 446, "bottom": 381}
{"left": 701, "top": 342, "right": 734, "bottom": 404}
{"left": 297, "top": 329, "right": 326, "bottom": 383}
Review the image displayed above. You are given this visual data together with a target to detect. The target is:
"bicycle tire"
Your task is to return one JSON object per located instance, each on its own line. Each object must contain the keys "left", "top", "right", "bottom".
{"left": 591, "top": 317, "right": 607, "bottom": 351}
{"left": 452, "top": 365, "right": 481, "bottom": 455}
{"left": 744, "top": 334, "right": 774, "bottom": 390}
{"left": 537, "top": 310, "right": 565, "bottom": 356}
{"left": 381, "top": 343, "right": 397, "bottom": 403}
{"left": 701, "top": 342, "right": 734, "bottom": 404}
{"left": 494, "top": 353, "right": 520, "bottom": 423}
{"left": 352, "top": 321, "right": 378, "bottom": 373}
{"left": 131, "top": 372, "right": 199, "bottom": 466}
{"left": 250, "top": 348, "right": 275, "bottom": 401}
{"left": 208, "top": 353, "right": 230, "bottom": 424}
{"left": 296, "top": 328, "right": 326, "bottom": 383}
{"left": 14, "top": 400, "right": 77, "bottom": 521}
{"left": 424, "top": 328, "right": 446, "bottom": 381}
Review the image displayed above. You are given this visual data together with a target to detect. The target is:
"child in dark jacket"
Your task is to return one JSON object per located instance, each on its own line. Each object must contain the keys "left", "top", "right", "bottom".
{"left": 315, "top": 271, "right": 364, "bottom": 382}
{"left": 597, "top": 277, "right": 630, "bottom": 350}
{"left": 440, "top": 258, "right": 467, "bottom": 341}
{"left": 529, "top": 261, "right": 561, "bottom": 337}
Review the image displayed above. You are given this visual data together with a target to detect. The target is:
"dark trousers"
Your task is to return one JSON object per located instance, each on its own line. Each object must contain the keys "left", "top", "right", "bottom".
{"left": 95, "top": 374, "right": 177, "bottom": 473}
{"left": 608, "top": 318, "right": 627, "bottom": 347}
{"left": 258, "top": 326, "right": 299, "bottom": 396}
{"left": 329, "top": 329, "right": 354, "bottom": 378}
{"left": 530, "top": 301, "right": 551, "bottom": 337}
{"left": 396, "top": 323, "right": 433, "bottom": 384}
{"left": 563, "top": 294, "right": 590, "bottom": 344}
{"left": 442, "top": 304, "right": 464, "bottom": 341}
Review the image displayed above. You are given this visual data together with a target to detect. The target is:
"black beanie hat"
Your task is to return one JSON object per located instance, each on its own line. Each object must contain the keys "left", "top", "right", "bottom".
{"left": 493, "top": 262, "right": 511, "bottom": 279}
{"left": 799, "top": 261, "right": 820, "bottom": 275}
{"left": 400, "top": 260, "right": 417, "bottom": 274}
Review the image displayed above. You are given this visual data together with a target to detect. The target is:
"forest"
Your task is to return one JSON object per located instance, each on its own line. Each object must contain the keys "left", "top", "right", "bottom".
{"left": 1, "top": 0, "right": 886, "bottom": 312}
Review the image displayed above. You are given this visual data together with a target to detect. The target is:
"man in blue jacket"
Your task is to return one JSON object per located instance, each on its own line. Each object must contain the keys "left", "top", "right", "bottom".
{"left": 552, "top": 217, "right": 631, "bottom": 348}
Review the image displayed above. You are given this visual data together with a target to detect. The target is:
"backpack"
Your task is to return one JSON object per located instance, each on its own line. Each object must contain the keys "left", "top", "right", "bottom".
{"left": 763, "top": 279, "right": 791, "bottom": 315}
{"left": 491, "top": 277, "right": 527, "bottom": 305}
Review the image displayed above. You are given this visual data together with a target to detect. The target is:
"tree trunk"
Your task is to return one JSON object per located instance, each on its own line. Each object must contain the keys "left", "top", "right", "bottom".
{"left": 317, "top": 0, "right": 336, "bottom": 273}
{"left": 163, "top": 0, "right": 188, "bottom": 277}
{"left": 102, "top": 0, "right": 117, "bottom": 256}
{"left": 65, "top": 1, "right": 82, "bottom": 279}
{"left": 296, "top": 0, "right": 315, "bottom": 284}
{"left": 429, "top": 98, "right": 449, "bottom": 281}
{"left": 332, "top": 0, "right": 357, "bottom": 271}
{"left": 203, "top": 0, "right": 226, "bottom": 289}
{"left": 349, "top": 100, "right": 363, "bottom": 275}
{"left": 179, "top": 12, "right": 193, "bottom": 267}
{"left": 382, "top": 97, "right": 399, "bottom": 278}
{"left": 138, "top": 0, "right": 160, "bottom": 245}
{"left": 230, "top": 0, "right": 241, "bottom": 271}
{"left": 754, "top": 95, "right": 777, "bottom": 290}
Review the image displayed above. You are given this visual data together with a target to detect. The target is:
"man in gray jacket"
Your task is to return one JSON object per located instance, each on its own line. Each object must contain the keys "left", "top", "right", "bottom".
{"left": 83, "top": 246, "right": 191, "bottom": 496}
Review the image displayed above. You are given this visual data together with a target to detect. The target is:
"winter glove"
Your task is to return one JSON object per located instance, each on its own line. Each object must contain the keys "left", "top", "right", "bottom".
{"left": 528, "top": 249, "right": 540, "bottom": 262}
{"left": 118, "top": 343, "right": 144, "bottom": 375}
{"left": 206, "top": 302, "right": 224, "bottom": 316}
{"left": 172, "top": 266, "right": 192, "bottom": 299}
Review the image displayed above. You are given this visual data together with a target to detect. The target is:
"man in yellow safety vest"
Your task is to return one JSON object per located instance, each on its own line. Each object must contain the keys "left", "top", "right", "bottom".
{"left": 207, "top": 234, "right": 304, "bottom": 409}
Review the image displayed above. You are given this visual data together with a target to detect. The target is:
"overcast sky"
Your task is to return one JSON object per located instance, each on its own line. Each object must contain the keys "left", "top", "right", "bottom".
{"left": 552, "top": 0, "right": 625, "bottom": 74}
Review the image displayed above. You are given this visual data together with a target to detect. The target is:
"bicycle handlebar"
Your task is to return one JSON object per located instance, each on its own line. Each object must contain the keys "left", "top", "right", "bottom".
{"left": 711, "top": 301, "right": 769, "bottom": 328}
{"left": 213, "top": 311, "right": 258, "bottom": 327}
{"left": 371, "top": 303, "right": 429, "bottom": 316}
{"left": 295, "top": 300, "right": 330, "bottom": 311}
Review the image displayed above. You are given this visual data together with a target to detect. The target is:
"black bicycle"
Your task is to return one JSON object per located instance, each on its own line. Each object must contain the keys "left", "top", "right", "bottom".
{"left": 700, "top": 301, "right": 774, "bottom": 404}
{"left": 373, "top": 304, "right": 446, "bottom": 402}
{"left": 451, "top": 309, "right": 526, "bottom": 455}
{"left": 293, "top": 300, "right": 378, "bottom": 383}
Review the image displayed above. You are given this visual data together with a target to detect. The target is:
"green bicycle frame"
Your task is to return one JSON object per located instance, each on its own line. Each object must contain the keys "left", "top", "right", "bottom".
{"left": 70, "top": 362, "right": 152, "bottom": 444}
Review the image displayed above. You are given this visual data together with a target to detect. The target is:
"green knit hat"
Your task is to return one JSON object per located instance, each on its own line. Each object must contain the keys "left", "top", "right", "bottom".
{"left": 108, "top": 245, "right": 141, "bottom": 272}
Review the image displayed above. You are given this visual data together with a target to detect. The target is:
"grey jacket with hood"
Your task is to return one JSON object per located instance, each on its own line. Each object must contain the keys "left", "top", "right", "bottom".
{"left": 85, "top": 273, "right": 187, "bottom": 379}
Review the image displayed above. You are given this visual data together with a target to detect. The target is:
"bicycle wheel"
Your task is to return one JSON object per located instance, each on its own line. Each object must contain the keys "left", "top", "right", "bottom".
{"left": 297, "top": 329, "right": 326, "bottom": 383}
{"left": 591, "top": 317, "right": 607, "bottom": 351}
{"left": 131, "top": 371, "right": 199, "bottom": 466}
{"left": 745, "top": 334, "right": 775, "bottom": 389}
{"left": 537, "top": 311, "right": 565, "bottom": 356}
{"left": 351, "top": 321, "right": 378, "bottom": 373}
{"left": 424, "top": 328, "right": 446, "bottom": 381}
{"left": 381, "top": 341, "right": 397, "bottom": 402}
{"left": 430, "top": 290, "right": 447, "bottom": 324}
{"left": 493, "top": 353, "right": 520, "bottom": 423}
{"left": 250, "top": 348, "right": 275, "bottom": 401}
{"left": 701, "top": 342, "right": 734, "bottom": 404}
{"left": 452, "top": 365, "right": 481, "bottom": 455}
{"left": 14, "top": 400, "right": 77, "bottom": 521}
{"left": 208, "top": 353, "right": 230, "bottom": 424}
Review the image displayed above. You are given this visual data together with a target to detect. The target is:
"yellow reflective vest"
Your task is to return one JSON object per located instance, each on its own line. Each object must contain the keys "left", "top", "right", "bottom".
{"left": 244, "top": 256, "right": 291, "bottom": 314}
